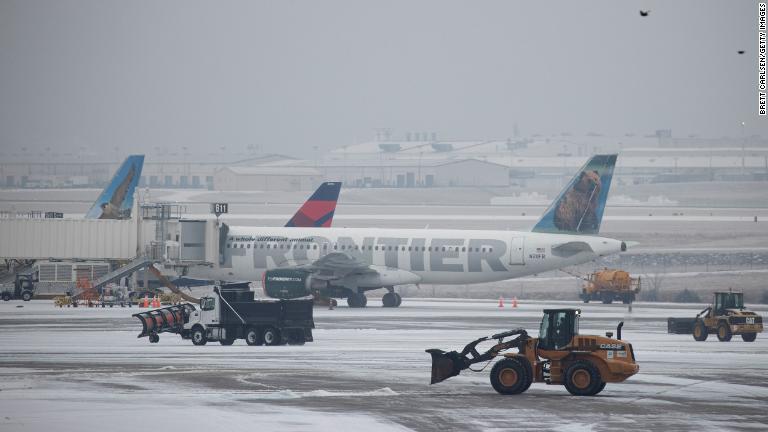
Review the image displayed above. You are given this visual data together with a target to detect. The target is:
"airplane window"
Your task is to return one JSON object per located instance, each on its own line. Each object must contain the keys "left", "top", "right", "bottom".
{"left": 313, "top": 245, "right": 318, "bottom": 250}
{"left": 401, "top": 246, "right": 405, "bottom": 251}
{"left": 226, "top": 244, "right": 231, "bottom": 248}
{"left": 247, "top": 244, "right": 251, "bottom": 249}
{"left": 354, "top": 245, "right": 359, "bottom": 250}
{"left": 323, "top": 244, "right": 327, "bottom": 250}
{"left": 422, "top": 246, "right": 426, "bottom": 251}
{"left": 266, "top": 244, "right": 270, "bottom": 249}
{"left": 442, "top": 247, "right": 446, "bottom": 252}
{"left": 428, "top": 247, "right": 432, "bottom": 252}
{"left": 375, "top": 246, "right": 379, "bottom": 251}
{"left": 408, "top": 246, "right": 412, "bottom": 251}
{"left": 489, "top": 247, "right": 493, "bottom": 252}
{"left": 334, "top": 244, "right": 338, "bottom": 250}
{"left": 482, "top": 248, "right": 486, "bottom": 253}
{"left": 260, "top": 244, "right": 264, "bottom": 249}
{"left": 462, "top": 247, "right": 466, "bottom": 252}
{"left": 341, "top": 245, "right": 346, "bottom": 250}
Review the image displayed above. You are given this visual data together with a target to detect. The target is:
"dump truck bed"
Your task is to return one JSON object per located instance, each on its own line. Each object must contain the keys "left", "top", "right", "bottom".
{"left": 220, "top": 298, "right": 314, "bottom": 328}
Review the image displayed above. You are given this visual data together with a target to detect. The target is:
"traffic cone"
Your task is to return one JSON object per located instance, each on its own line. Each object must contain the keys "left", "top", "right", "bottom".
{"left": 512, "top": 297, "right": 518, "bottom": 308}
{"left": 143, "top": 295, "right": 149, "bottom": 308}
{"left": 498, "top": 296, "right": 504, "bottom": 308}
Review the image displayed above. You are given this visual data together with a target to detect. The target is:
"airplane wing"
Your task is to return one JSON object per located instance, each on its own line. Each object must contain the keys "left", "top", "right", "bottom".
{"left": 300, "top": 252, "right": 377, "bottom": 280}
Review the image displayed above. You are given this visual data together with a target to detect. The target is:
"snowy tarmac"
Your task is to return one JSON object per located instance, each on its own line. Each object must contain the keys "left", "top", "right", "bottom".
{"left": 1, "top": 299, "right": 767, "bottom": 431}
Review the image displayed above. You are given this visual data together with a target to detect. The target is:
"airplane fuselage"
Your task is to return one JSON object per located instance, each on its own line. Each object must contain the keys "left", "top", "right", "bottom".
{"left": 191, "top": 226, "right": 624, "bottom": 287}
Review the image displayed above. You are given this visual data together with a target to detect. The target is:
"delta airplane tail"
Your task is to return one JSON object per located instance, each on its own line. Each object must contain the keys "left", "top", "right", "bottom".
{"left": 532, "top": 154, "right": 617, "bottom": 235}
{"left": 85, "top": 155, "right": 145, "bottom": 219}
{"left": 284, "top": 182, "right": 342, "bottom": 228}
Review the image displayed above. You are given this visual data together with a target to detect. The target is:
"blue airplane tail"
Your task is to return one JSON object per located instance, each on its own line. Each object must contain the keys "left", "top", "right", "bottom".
{"left": 532, "top": 154, "right": 617, "bottom": 235}
{"left": 85, "top": 155, "right": 145, "bottom": 219}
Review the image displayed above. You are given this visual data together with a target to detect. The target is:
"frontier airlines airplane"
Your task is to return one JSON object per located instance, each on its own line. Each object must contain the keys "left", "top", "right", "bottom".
{"left": 189, "top": 155, "right": 626, "bottom": 307}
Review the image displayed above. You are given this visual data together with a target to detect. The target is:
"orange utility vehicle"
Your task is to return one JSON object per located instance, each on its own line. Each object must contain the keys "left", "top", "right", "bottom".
{"left": 427, "top": 309, "right": 639, "bottom": 396}
{"left": 581, "top": 269, "right": 641, "bottom": 304}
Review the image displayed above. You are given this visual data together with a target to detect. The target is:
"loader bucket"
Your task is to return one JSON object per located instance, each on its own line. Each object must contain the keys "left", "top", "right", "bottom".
{"left": 426, "top": 349, "right": 464, "bottom": 384}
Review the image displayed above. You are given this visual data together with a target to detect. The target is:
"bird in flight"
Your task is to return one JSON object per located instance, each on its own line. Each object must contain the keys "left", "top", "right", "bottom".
{"left": 639, "top": 10, "right": 650, "bottom": 17}
{"left": 738, "top": 50, "right": 745, "bottom": 55}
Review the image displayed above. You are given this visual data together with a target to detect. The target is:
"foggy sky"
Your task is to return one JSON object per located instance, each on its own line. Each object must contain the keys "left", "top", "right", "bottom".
{"left": 0, "top": 1, "right": 761, "bottom": 158}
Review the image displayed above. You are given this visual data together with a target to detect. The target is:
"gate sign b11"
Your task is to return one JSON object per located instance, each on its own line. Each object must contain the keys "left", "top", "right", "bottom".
{"left": 211, "top": 203, "right": 229, "bottom": 217}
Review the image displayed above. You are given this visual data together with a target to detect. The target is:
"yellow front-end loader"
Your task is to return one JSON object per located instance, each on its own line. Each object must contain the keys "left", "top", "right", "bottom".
{"left": 427, "top": 309, "right": 639, "bottom": 396}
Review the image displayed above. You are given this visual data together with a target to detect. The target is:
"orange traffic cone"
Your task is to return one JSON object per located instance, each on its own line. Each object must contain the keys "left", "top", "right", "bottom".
{"left": 512, "top": 297, "right": 518, "bottom": 308}
{"left": 143, "top": 295, "right": 149, "bottom": 308}
{"left": 498, "top": 296, "right": 504, "bottom": 308}
{"left": 153, "top": 295, "right": 160, "bottom": 308}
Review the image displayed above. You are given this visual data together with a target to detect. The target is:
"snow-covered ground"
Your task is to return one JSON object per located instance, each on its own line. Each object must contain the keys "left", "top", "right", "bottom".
{"left": 1, "top": 299, "right": 767, "bottom": 431}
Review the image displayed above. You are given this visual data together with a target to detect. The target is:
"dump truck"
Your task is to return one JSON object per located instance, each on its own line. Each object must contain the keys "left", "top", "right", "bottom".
{"left": 667, "top": 291, "right": 763, "bottom": 342}
{"left": 581, "top": 269, "right": 640, "bottom": 304}
{"left": 1, "top": 273, "right": 36, "bottom": 301}
{"left": 133, "top": 286, "right": 314, "bottom": 345}
{"left": 427, "top": 308, "right": 639, "bottom": 396}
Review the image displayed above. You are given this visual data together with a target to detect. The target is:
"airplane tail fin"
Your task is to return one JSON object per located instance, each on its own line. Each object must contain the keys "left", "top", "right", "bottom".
{"left": 532, "top": 154, "right": 617, "bottom": 235}
{"left": 285, "top": 182, "right": 342, "bottom": 227}
{"left": 85, "top": 155, "right": 145, "bottom": 219}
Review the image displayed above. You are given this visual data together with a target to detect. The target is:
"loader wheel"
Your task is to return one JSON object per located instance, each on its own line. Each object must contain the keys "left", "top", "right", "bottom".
{"left": 262, "top": 326, "right": 281, "bottom": 346}
{"left": 490, "top": 358, "right": 531, "bottom": 395}
{"left": 693, "top": 321, "right": 708, "bottom": 342}
{"left": 564, "top": 360, "right": 602, "bottom": 396}
{"left": 717, "top": 321, "right": 732, "bottom": 342}
{"left": 245, "top": 327, "right": 262, "bottom": 346}
{"left": 741, "top": 332, "right": 757, "bottom": 342}
{"left": 191, "top": 326, "right": 207, "bottom": 346}
{"left": 593, "top": 381, "right": 607, "bottom": 395}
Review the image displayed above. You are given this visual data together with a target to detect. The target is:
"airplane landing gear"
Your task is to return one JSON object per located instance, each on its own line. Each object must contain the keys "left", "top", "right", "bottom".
{"left": 347, "top": 292, "right": 368, "bottom": 308}
{"left": 382, "top": 287, "right": 402, "bottom": 308}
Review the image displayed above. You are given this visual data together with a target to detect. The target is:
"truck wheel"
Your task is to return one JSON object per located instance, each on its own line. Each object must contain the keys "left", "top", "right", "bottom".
{"left": 21, "top": 291, "right": 33, "bottom": 301}
{"left": 490, "top": 358, "right": 531, "bottom": 395}
{"left": 1, "top": 292, "right": 11, "bottom": 301}
{"left": 262, "top": 327, "right": 281, "bottom": 346}
{"left": 245, "top": 327, "right": 261, "bottom": 346}
{"left": 287, "top": 330, "right": 306, "bottom": 345}
{"left": 717, "top": 321, "right": 732, "bottom": 342}
{"left": 564, "top": 360, "right": 602, "bottom": 396}
{"left": 741, "top": 333, "right": 757, "bottom": 342}
{"left": 149, "top": 333, "right": 159, "bottom": 343}
{"left": 191, "top": 326, "right": 207, "bottom": 346}
{"left": 219, "top": 338, "right": 235, "bottom": 346}
{"left": 622, "top": 294, "right": 631, "bottom": 305}
{"left": 693, "top": 320, "right": 708, "bottom": 341}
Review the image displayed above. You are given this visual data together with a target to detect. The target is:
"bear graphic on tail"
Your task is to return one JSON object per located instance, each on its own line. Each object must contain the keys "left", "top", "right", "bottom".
{"left": 553, "top": 170, "right": 601, "bottom": 232}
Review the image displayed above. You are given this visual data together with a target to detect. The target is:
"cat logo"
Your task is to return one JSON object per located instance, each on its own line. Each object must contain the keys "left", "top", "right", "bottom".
{"left": 746, "top": 317, "right": 755, "bottom": 325}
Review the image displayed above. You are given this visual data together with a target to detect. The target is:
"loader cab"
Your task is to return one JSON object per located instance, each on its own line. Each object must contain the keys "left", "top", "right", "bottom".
{"left": 714, "top": 291, "right": 743, "bottom": 315}
{"left": 538, "top": 309, "right": 580, "bottom": 350}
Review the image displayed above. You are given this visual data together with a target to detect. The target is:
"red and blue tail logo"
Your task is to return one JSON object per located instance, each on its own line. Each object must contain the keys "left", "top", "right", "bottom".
{"left": 285, "top": 182, "right": 342, "bottom": 228}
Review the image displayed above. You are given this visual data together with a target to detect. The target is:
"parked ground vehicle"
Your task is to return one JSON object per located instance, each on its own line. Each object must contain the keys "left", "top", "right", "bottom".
{"left": 133, "top": 287, "right": 314, "bottom": 345}
{"left": 1, "top": 273, "right": 36, "bottom": 301}
{"left": 667, "top": 291, "right": 763, "bottom": 342}
{"left": 427, "top": 309, "right": 638, "bottom": 396}
{"left": 580, "top": 269, "right": 640, "bottom": 304}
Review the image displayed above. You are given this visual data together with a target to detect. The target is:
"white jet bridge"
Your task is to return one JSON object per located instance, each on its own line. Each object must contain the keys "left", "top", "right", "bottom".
{"left": 0, "top": 202, "right": 224, "bottom": 293}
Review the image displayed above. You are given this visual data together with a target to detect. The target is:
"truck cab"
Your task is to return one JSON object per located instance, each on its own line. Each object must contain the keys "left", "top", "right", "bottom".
{"left": 1, "top": 273, "right": 36, "bottom": 301}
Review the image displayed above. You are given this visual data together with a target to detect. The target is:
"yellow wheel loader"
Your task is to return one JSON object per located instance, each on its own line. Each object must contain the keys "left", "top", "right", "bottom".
{"left": 427, "top": 309, "right": 639, "bottom": 396}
